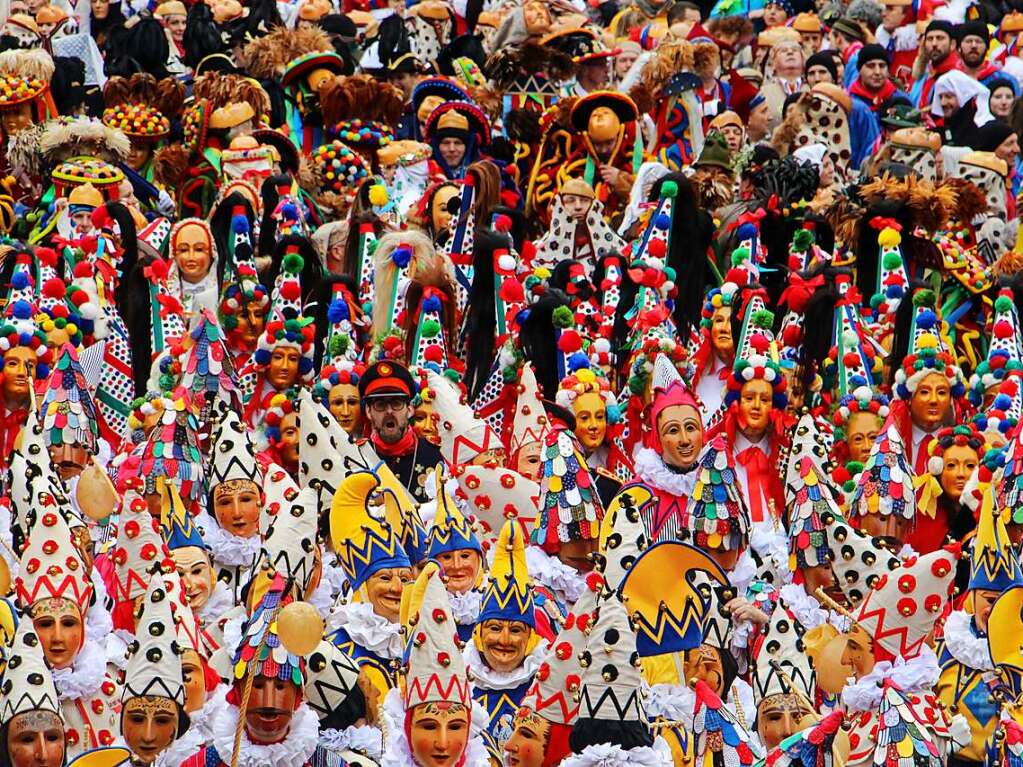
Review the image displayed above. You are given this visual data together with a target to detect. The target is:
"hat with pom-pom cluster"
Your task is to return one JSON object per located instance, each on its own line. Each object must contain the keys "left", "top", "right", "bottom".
{"left": 973, "top": 373, "right": 1023, "bottom": 441}
{"left": 400, "top": 562, "right": 472, "bottom": 709}
{"left": 969, "top": 288, "right": 1023, "bottom": 407}
{"left": 41, "top": 343, "right": 98, "bottom": 454}
{"left": 254, "top": 244, "right": 315, "bottom": 380}
{"left": 0, "top": 251, "right": 52, "bottom": 380}
{"left": 925, "top": 424, "right": 986, "bottom": 478}
{"left": 556, "top": 359, "right": 620, "bottom": 422}
{"left": 531, "top": 427, "right": 604, "bottom": 555}
{"left": 220, "top": 208, "right": 270, "bottom": 333}
{"left": 35, "top": 246, "right": 87, "bottom": 348}
{"left": 626, "top": 179, "right": 676, "bottom": 285}
{"left": 409, "top": 287, "right": 450, "bottom": 374}
{"left": 102, "top": 102, "right": 170, "bottom": 141}
{"left": 313, "top": 140, "right": 369, "bottom": 196}
{"left": 869, "top": 221, "right": 908, "bottom": 321}
{"left": 849, "top": 424, "right": 914, "bottom": 525}
{"left": 332, "top": 119, "right": 394, "bottom": 150}
{"left": 892, "top": 289, "right": 965, "bottom": 401}
{"left": 683, "top": 434, "right": 750, "bottom": 553}
{"left": 723, "top": 292, "right": 787, "bottom": 410}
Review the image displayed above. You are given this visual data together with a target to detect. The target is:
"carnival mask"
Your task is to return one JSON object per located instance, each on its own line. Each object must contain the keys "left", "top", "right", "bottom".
{"left": 435, "top": 549, "right": 481, "bottom": 595}
{"left": 658, "top": 403, "right": 703, "bottom": 470}
{"left": 267, "top": 347, "right": 301, "bottom": 391}
{"left": 738, "top": 378, "right": 773, "bottom": 439}
{"left": 844, "top": 411, "right": 881, "bottom": 465}
{"left": 512, "top": 440, "right": 542, "bottom": 482}
{"left": 172, "top": 546, "right": 214, "bottom": 612}
{"left": 328, "top": 383, "right": 362, "bottom": 434}
{"left": 939, "top": 444, "right": 978, "bottom": 502}
{"left": 409, "top": 702, "right": 470, "bottom": 767}
{"left": 6, "top": 710, "right": 64, "bottom": 767}
{"left": 212, "top": 479, "right": 261, "bottom": 538}
{"left": 504, "top": 709, "right": 551, "bottom": 767}
{"left": 412, "top": 400, "right": 440, "bottom": 446}
{"left": 173, "top": 223, "right": 213, "bottom": 285}
{"left": 573, "top": 392, "right": 607, "bottom": 452}
{"left": 181, "top": 649, "right": 207, "bottom": 714}
{"left": 31, "top": 597, "right": 83, "bottom": 670}
{"left": 757, "top": 694, "right": 816, "bottom": 751}
{"left": 122, "top": 695, "right": 179, "bottom": 764}
{"left": 2, "top": 346, "right": 36, "bottom": 406}
{"left": 479, "top": 619, "right": 530, "bottom": 673}
{"left": 246, "top": 676, "right": 298, "bottom": 744}
{"left": 909, "top": 372, "right": 951, "bottom": 432}
{"left": 364, "top": 566, "right": 412, "bottom": 623}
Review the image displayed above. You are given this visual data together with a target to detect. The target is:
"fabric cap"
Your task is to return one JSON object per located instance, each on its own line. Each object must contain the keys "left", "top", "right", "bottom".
{"left": 858, "top": 43, "right": 889, "bottom": 66}
{"left": 831, "top": 18, "right": 864, "bottom": 41}
{"left": 925, "top": 19, "right": 954, "bottom": 37}
{"left": 956, "top": 19, "right": 989, "bottom": 43}
{"left": 358, "top": 359, "right": 416, "bottom": 399}
{"left": 969, "top": 120, "right": 1015, "bottom": 152}
{"left": 805, "top": 51, "right": 838, "bottom": 81}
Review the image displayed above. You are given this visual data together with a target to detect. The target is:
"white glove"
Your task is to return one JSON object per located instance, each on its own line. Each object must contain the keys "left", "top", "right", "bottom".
{"left": 949, "top": 712, "right": 973, "bottom": 752}
{"left": 156, "top": 189, "right": 176, "bottom": 218}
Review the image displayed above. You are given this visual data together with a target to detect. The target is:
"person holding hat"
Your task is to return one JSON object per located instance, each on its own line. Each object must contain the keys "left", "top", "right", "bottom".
{"left": 358, "top": 359, "right": 443, "bottom": 504}
{"left": 914, "top": 20, "right": 963, "bottom": 109}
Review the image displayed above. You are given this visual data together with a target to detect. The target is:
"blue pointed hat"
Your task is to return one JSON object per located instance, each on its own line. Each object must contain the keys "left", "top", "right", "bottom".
{"left": 426, "top": 466, "right": 482, "bottom": 558}
{"left": 478, "top": 518, "right": 534, "bottom": 627}
{"left": 969, "top": 485, "right": 1023, "bottom": 593}
{"left": 158, "top": 479, "right": 206, "bottom": 552}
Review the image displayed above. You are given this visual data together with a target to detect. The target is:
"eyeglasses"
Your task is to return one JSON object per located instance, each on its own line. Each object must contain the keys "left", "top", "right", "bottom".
{"left": 368, "top": 398, "right": 408, "bottom": 413}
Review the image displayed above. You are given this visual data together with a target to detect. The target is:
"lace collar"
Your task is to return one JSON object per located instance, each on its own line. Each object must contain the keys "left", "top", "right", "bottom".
{"left": 195, "top": 511, "right": 261, "bottom": 568}
{"left": 152, "top": 687, "right": 228, "bottom": 767}
{"left": 53, "top": 636, "right": 106, "bottom": 701}
{"left": 379, "top": 687, "right": 492, "bottom": 767}
{"left": 633, "top": 447, "right": 698, "bottom": 498}
{"left": 449, "top": 588, "right": 483, "bottom": 626}
{"left": 211, "top": 702, "right": 319, "bottom": 767}
{"left": 943, "top": 609, "right": 994, "bottom": 671}
{"left": 778, "top": 583, "right": 829, "bottom": 630}
{"left": 560, "top": 739, "right": 674, "bottom": 767}
{"left": 728, "top": 549, "right": 757, "bottom": 595}
{"left": 198, "top": 580, "right": 235, "bottom": 625}
{"left": 329, "top": 600, "right": 404, "bottom": 658}
{"left": 841, "top": 646, "right": 941, "bottom": 711}
{"left": 319, "top": 725, "right": 382, "bottom": 761}
{"left": 464, "top": 641, "right": 545, "bottom": 691}
{"left": 524, "top": 546, "right": 586, "bottom": 605}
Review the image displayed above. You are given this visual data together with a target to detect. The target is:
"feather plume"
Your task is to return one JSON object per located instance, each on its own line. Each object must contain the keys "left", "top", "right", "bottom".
{"left": 0, "top": 48, "right": 54, "bottom": 80}
{"left": 40, "top": 117, "right": 130, "bottom": 164}
{"left": 154, "top": 143, "right": 189, "bottom": 189}
{"left": 239, "top": 24, "right": 333, "bottom": 78}
{"left": 942, "top": 177, "right": 988, "bottom": 224}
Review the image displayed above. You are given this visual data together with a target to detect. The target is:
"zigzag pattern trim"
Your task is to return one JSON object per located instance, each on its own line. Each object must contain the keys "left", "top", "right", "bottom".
{"left": 405, "top": 673, "right": 472, "bottom": 708}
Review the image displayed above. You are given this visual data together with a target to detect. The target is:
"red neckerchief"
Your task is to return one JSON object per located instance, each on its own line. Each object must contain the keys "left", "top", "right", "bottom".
{"left": 849, "top": 78, "right": 898, "bottom": 110}
{"left": 371, "top": 427, "right": 417, "bottom": 457}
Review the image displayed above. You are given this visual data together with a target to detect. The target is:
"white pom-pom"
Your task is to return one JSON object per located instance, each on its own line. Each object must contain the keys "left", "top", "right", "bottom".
{"left": 852, "top": 385, "right": 872, "bottom": 401}
{"left": 593, "top": 338, "right": 610, "bottom": 354}
{"left": 843, "top": 329, "right": 858, "bottom": 346}
{"left": 742, "top": 367, "right": 754, "bottom": 381}
{"left": 878, "top": 405, "right": 890, "bottom": 418}
{"left": 764, "top": 368, "right": 776, "bottom": 382}
{"left": 80, "top": 302, "right": 99, "bottom": 320}
{"left": 927, "top": 456, "right": 944, "bottom": 476}
{"left": 498, "top": 254, "right": 516, "bottom": 272}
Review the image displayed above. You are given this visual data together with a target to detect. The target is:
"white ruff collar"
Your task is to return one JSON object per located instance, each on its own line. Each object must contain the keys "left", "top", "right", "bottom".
{"left": 943, "top": 610, "right": 994, "bottom": 671}
{"left": 559, "top": 739, "right": 674, "bottom": 767}
{"left": 379, "top": 687, "right": 491, "bottom": 767}
{"left": 644, "top": 682, "right": 695, "bottom": 725}
{"left": 198, "top": 580, "right": 235, "bottom": 625}
{"left": 211, "top": 702, "right": 319, "bottom": 767}
{"left": 449, "top": 588, "right": 483, "bottom": 625}
{"left": 525, "top": 545, "right": 586, "bottom": 604}
{"left": 778, "top": 583, "right": 829, "bottom": 630}
{"left": 319, "top": 724, "right": 382, "bottom": 761}
{"left": 464, "top": 641, "right": 545, "bottom": 691}
{"left": 728, "top": 549, "right": 757, "bottom": 594}
{"left": 841, "top": 646, "right": 941, "bottom": 711}
{"left": 53, "top": 636, "right": 106, "bottom": 701}
{"left": 329, "top": 601, "right": 404, "bottom": 658}
{"left": 196, "top": 511, "right": 261, "bottom": 568}
{"left": 104, "top": 628, "right": 133, "bottom": 671}
{"left": 633, "top": 447, "right": 698, "bottom": 497}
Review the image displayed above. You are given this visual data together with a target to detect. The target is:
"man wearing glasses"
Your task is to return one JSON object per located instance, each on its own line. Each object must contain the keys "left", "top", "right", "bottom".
{"left": 359, "top": 360, "right": 444, "bottom": 503}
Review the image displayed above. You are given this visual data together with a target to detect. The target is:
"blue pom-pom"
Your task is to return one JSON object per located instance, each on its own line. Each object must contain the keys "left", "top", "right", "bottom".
{"left": 422, "top": 294, "right": 442, "bottom": 313}
{"left": 772, "top": 393, "right": 788, "bottom": 409}
{"left": 995, "top": 393, "right": 1013, "bottom": 410}
{"left": 254, "top": 349, "right": 271, "bottom": 366}
{"left": 952, "top": 382, "right": 966, "bottom": 397}
{"left": 736, "top": 223, "right": 758, "bottom": 241}
{"left": 917, "top": 309, "right": 937, "bottom": 330}
{"left": 327, "top": 298, "right": 350, "bottom": 323}
{"left": 11, "top": 271, "right": 28, "bottom": 290}
{"left": 607, "top": 402, "right": 622, "bottom": 424}
{"left": 281, "top": 202, "right": 299, "bottom": 220}
{"left": 896, "top": 383, "right": 909, "bottom": 399}
{"left": 18, "top": 331, "right": 30, "bottom": 346}
{"left": 392, "top": 247, "right": 412, "bottom": 268}
{"left": 11, "top": 300, "right": 31, "bottom": 320}
{"left": 654, "top": 213, "right": 671, "bottom": 230}
{"left": 886, "top": 285, "right": 904, "bottom": 299}
{"left": 850, "top": 374, "right": 866, "bottom": 388}
{"left": 567, "top": 352, "right": 589, "bottom": 371}
{"left": 299, "top": 358, "right": 314, "bottom": 374}
{"left": 36, "top": 363, "right": 48, "bottom": 380}
{"left": 232, "top": 215, "right": 249, "bottom": 234}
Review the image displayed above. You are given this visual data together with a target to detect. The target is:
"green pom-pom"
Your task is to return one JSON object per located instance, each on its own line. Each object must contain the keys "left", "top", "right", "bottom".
{"left": 912, "top": 289, "right": 935, "bottom": 308}
{"left": 443, "top": 369, "right": 460, "bottom": 383}
{"left": 552, "top": 305, "right": 574, "bottom": 329}
{"left": 996, "top": 294, "right": 1014, "bottom": 313}
{"left": 421, "top": 319, "right": 441, "bottom": 338}
{"left": 869, "top": 294, "right": 883, "bottom": 310}
{"left": 848, "top": 460, "right": 864, "bottom": 474}
{"left": 735, "top": 359, "right": 750, "bottom": 373}
{"left": 730, "top": 247, "right": 751, "bottom": 267}
{"left": 284, "top": 318, "right": 301, "bottom": 333}
{"left": 502, "top": 367, "right": 518, "bottom": 383}
{"left": 792, "top": 229, "right": 814, "bottom": 251}
{"left": 882, "top": 252, "right": 902, "bottom": 270}
{"left": 283, "top": 252, "right": 304, "bottom": 274}
{"left": 663, "top": 266, "right": 677, "bottom": 282}
{"left": 628, "top": 374, "right": 645, "bottom": 396}
{"left": 752, "top": 308, "right": 774, "bottom": 328}
{"left": 660, "top": 180, "right": 678, "bottom": 199}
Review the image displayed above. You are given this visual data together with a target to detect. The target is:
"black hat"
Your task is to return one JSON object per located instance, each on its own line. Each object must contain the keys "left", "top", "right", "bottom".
{"left": 956, "top": 19, "right": 989, "bottom": 43}
{"left": 969, "top": 120, "right": 1015, "bottom": 151}
{"left": 925, "top": 19, "right": 954, "bottom": 37}
{"left": 858, "top": 43, "right": 888, "bottom": 67}
{"left": 831, "top": 18, "right": 864, "bottom": 42}
{"left": 359, "top": 360, "right": 417, "bottom": 400}
{"left": 805, "top": 51, "right": 838, "bottom": 81}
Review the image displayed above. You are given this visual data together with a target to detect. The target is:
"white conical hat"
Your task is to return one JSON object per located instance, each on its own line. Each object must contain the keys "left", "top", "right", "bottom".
{"left": 401, "top": 562, "right": 471, "bottom": 709}
{"left": 428, "top": 370, "right": 501, "bottom": 466}
{"left": 209, "top": 403, "right": 262, "bottom": 488}
{"left": 751, "top": 594, "right": 821, "bottom": 701}
{"left": 259, "top": 468, "right": 319, "bottom": 590}
{"left": 510, "top": 363, "right": 548, "bottom": 457}
{"left": 0, "top": 620, "right": 60, "bottom": 724}
{"left": 576, "top": 591, "right": 645, "bottom": 724}
{"left": 111, "top": 487, "right": 172, "bottom": 604}
{"left": 303, "top": 638, "right": 362, "bottom": 722}
{"left": 454, "top": 465, "right": 540, "bottom": 536}
{"left": 15, "top": 493, "right": 92, "bottom": 613}
{"left": 122, "top": 574, "right": 185, "bottom": 706}
{"left": 297, "top": 388, "right": 378, "bottom": 517}
{"left": 598, "top": 489, "right": 649, "bottom": 591}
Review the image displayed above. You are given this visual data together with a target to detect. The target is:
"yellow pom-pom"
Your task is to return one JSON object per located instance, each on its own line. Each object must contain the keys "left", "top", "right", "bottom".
{"left": 368, "top": 183, "right": 389, "bottom": 207}
{"left": 534, "top": 267, "right": 551, "bottom": 280}
{"left": 878, "top": 228, "right": 902, "bottom": 248}
{"left": 917, "top": 335, "right": 938, "bottom": 350}
{"left": 576, "top": 369, "right": 596, "bottom": 384}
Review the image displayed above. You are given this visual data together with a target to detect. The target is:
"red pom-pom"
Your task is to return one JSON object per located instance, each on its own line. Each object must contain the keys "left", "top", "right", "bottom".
{"left": 72, "top": 261, "right": 94, "bottom": 278}
{"left": 423, "top": 345, "right": 443, "bottom": 363}
{"left": 494, "top": 214, "right": 512, "bottom": 233}
{"left": 647, "top": 238, "right": 666, "bottom": 258}
{"left": 281, "top": 281, "right": 301, "bottom": 301}
{"left": 91, "top": 206, "right": 111, "bottom": 230}
{"left": 781, "top": 324, "right": 802, "bottom": 346}
{"left": 42, "top": 277, "right": 66, "bottom": 299}
{"left": 557, "top": 330, "right": 582, "bottom": 353}
{"left": 36, "top": 247, "right": 58, "bottom": 268}
{"left": 995, "top": 320, "right": 1013, "bottom": 339}
{"left": 499, "top": 279, "right": 524, "bottom": 303}
{"left": 147, "top": 258, "right": 169, "bottom": 281}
